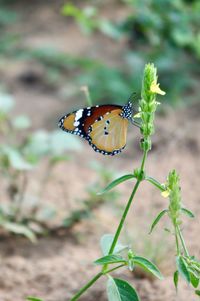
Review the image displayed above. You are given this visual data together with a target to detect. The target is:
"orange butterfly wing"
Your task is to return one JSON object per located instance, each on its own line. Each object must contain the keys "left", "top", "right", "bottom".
{"left": 88, "top": 109, "right": 128, "bottom": 155}
{"left": 62, "top": 113, "right": 76, "bottom": 131}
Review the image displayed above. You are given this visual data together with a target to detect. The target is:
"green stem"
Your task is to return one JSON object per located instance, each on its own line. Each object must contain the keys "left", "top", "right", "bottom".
{"left": 69, "top": 148, "right": 149, "bottom": 301}
{"left": 177, "top": 225, "right": 189, "bottom": 257}
{"left": 107, "top": 149, "right": 148, "bottom": 257}
{"left": 145, "top": 176, "right": 165, "bottom": 192}
{"left": 69, "top": 263, "right": 127, "bottom": 301}
{"left": 104, "top": 263, "right": 127, "bottom": 275}
{"left": 140, "top": 149, "right": 148, "bottom": 172}
{"left": 108, "top": 179, "right": 141, "bottom": 256}
{"left": 69, "top": 272, "right": 102, "bottom": 301}
{"left": 175, "top": 225, "right": 180, "bottom": 255}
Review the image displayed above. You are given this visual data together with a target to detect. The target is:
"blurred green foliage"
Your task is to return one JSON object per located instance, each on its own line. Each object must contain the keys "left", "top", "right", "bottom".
{"left": 62, "top": 3, "right": 121, "bottom": 39}
{"left": 62, "top": 0, "right": 200, "bottom": 105}
{"left": 0, "top": 91, "right": 82, "bottom": 240}
{"left": 1, "top": 0, "right": 199, "bottom": 106}
{"left": 0, "top": 3, "right": 17, "bottom": 27}
{"left": 122, "top": 0, "right": 200, "bottom": 52}
{"left": 0, "top": 0, "right": 199, "bottom": 106}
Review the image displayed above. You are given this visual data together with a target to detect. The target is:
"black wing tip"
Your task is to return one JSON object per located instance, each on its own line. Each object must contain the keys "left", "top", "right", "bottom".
{"left": 58, "top": 118, "right": 63, "bottom": 129}
{"left": 58, "top": 114, "right": 68, "bottom": 130}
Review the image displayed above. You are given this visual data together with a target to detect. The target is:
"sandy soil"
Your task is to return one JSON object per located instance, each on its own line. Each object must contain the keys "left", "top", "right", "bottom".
{"left": 0, "top": 1, "right": 199, "bottom": 301}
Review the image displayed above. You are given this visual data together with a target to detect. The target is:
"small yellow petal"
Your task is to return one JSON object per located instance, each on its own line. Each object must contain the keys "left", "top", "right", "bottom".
{"left": 161, "top": 190, "right": 170, "bottom": 198}
{"left": 150, "top": 81, "right": 166, "bottom": 95}
{"left": 133, "top": 112, "right": 141, "bottom": 118}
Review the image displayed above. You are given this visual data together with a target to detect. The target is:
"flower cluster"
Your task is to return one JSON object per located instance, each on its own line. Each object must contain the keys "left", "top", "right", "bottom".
{"left": 167, "top": 170, "right": 182, "bottom": 225}
{"left": 139, "top": 63, "right": 165, "bottom": 151}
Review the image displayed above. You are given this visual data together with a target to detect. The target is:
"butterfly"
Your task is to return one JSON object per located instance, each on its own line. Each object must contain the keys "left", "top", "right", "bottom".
{"left": 58, "top": 94, "right": 140, "bottom": 156}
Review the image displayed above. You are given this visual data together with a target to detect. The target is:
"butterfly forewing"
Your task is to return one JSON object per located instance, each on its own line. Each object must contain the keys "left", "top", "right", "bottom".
{"left": 62, "top": 113, "right": 76, "bottom": 131}
{"left": 59, "top": 105, "right": 122, "bottom": 140}
{"left": 59, "top": 109, "right": 88, "bottom": 140}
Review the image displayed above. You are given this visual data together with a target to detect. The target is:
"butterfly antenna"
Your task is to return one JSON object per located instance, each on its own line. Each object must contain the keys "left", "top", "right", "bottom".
{"left": 127, "top": 92, "right": 140, "bottom": 114}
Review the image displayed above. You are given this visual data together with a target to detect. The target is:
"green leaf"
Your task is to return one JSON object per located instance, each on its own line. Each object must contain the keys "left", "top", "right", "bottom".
{"left": 107, "top": 277, "right": 140, "bottom": 301}
{"left": 189, "top": 270, "right": 199, "bottom": 288}
{"left": 133, "top": 256, "right": 164, "bottom": 280}
{"left": 149, "top": 209, "right": 168, "bottom": 234}
{"left": 176, "top": 256, "right": 190, "bottom": 284}
{"left": 2, "top": 222, "right": 37, "bottom": 243}
{"left": 107, "top": 277, "right": 121, "bottom": 301}
{"left": 94, "top": 254, "right": 127, "bottom": 266}
{"left": 12, "top": 115, "right": 31, "bottom": 129}
{"left": 190, "top": 257, "right": 200, "bottom": 268}
{"left": 100, "top": 234, "right": 127, "bottom": 256}
{"left": 195, "top": 290, "right": 200, "bottom": 296}
{"left": 98, "top": 174, "right": 135, "bottom": 195}
{"left": 27, "top": 297, "right": 44, "bottom": 301}
{"left": 181, "top": 208, "right": 195, "bottom": 218}
{"left": 145, "top": 176, "right": 166, "bottom": 192}
{"left": 173, "top": 270, "right": 179, "bottom": 291}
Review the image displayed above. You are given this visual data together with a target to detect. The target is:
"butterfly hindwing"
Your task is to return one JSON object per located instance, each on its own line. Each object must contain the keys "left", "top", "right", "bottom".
{"left": 88, "top": 109, "right": 128, "bottom": 155}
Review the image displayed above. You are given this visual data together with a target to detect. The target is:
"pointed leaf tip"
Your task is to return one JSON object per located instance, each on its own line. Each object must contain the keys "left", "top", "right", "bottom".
{"left": 133, "top": 256, "right": 164, "bottom": 280}
{"left": 176, "top": 256, "right": 190, "bottom": 284}
{"left": 181, "top": 208, "right": 195, "bottom": 218}
{"left": 173, "top": 271, "right": 179, "bottom": 291}
{"left": 149, "top": 209, "right": 168, "bottom": 234}
{"left": 94, "top": 254, "right": 127, "bottom": 266}
{"left": 98, "top": 174, "right": 136, "bottom": 195}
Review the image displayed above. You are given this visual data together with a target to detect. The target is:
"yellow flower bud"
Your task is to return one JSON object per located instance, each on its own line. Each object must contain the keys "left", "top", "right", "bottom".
{"left": 133, "top": 112, "right": 141, "bottom": 118}
{"left": 161, "top": 189, "right": 170, "bottom": 198}
{"left": 150, "top": 81, "right": 166, "bottom": 95}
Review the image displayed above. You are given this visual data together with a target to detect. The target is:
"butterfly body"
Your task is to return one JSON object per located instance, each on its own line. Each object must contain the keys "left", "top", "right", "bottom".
{"left": 59, "top": 100, "right": 137, "bottom": 156}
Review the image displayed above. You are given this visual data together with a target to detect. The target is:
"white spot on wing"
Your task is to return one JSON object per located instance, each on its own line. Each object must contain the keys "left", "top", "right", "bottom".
{"left": 74, "top": 121, "right": 80, "bottom": 126}
{"left": 75, "top": 109, "right": 84, "bottom": 122}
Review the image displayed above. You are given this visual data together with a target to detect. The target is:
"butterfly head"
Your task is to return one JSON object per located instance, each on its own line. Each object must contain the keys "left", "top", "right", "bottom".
{"left": 121, "top": 101, "right": 133, "bottom": 120}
